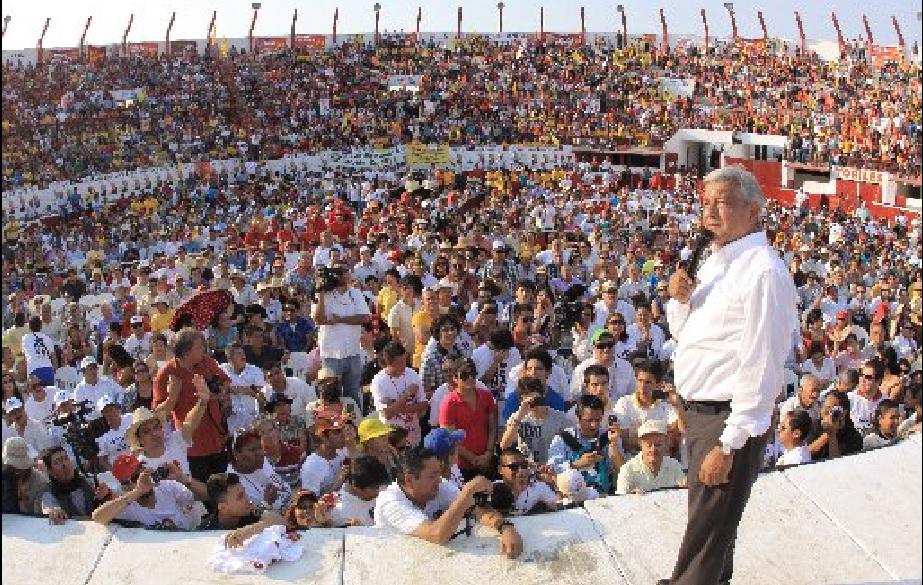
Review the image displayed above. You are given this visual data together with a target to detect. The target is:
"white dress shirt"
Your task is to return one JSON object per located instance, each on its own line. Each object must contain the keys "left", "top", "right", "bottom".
{"left": 666, "top": 232, "right": 799, "bottom": 451}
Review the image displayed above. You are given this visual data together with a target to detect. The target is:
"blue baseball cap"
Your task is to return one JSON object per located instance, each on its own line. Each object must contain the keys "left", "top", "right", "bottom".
{"left": 423, "top": 428, "right": 466, "bottom": 458}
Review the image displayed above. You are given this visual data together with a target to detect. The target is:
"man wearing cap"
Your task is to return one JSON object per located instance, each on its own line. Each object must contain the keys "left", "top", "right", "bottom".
{"left": 357, "top": 418, "right": 398, "bottom": 474}
{"left": 2, "top": 396, "right": 54, "bottom": 461}
{"left": 479, "top": 241, "right": 520, "bottom": 302}
{"left": 300, "top": 417, "right": 353, "bottom": 497}
{"left": 94, "top": 395, "right": 132, "bottom": 471}
{"left": 570, "top": 330, "right": 636, "bottom": 403}
{"left": 124, "top": 316, "right": 154, "bottom": 361}
{"left": 230, "top": 270, "right": 258, "bottom": 306}
{"left": 660, "top": 167, "right": 799, "bottom": 585}
{"left": 2, "top": 436, "right": 50, "bottom": 515}
{"left": 423, "top": 427, "right": 467, "bottom": 489}
{"left": 594, "top": 280, "right": 636, "bottom": 331}
{"left": 24, "top": 377, "right": 56, "bottom": 425}
{"left": 73, "top": 356, "right": 124, "bottom": 418}
{"left": 616, "top": 419, "right": 686, "bottom": 495}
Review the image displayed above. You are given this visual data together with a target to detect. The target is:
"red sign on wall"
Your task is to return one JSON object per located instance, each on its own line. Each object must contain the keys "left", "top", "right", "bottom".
{"left": 255, "top": 37, "right": 288, "bottom": 52}
{"left": 128, "top": 42, "right": 159, "bottom": 57}
{"left": 293, "top": 34, "right": 326, "bottom": 51}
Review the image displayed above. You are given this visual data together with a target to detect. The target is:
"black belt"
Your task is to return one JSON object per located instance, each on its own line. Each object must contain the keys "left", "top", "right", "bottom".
{"left": 683, "top": 400, "right": 732, "bottom": 414}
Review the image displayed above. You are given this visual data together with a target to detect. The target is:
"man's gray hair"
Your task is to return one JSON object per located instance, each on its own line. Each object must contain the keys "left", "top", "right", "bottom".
{"left": 703, "top": 166, "right": 767, "bottom": 211}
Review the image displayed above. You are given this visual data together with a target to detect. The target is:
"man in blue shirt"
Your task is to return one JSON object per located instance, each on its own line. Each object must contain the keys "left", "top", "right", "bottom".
{"left": 275, "top": 302, "right": 315, "bottom": 353}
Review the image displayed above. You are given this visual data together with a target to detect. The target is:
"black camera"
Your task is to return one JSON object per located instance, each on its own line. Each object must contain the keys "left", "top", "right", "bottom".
{"left": 473, "top": 491, "right": 491, "bottom": 507}
{"left": 651, "top": 389, "right": 668, "bottom": 401}
{"left": 316, "top": 266, "right": 344, "bottom": 293}
{"left": 527, "top": 394, "right": 545, "bottom": 408}
{"left": 830, "top": 405, "right": 844, "bottom": 422}
{"left": 150, "top": 465, "right": 171, "bottom": 484}
{"left": 206, "top": 376, "right": 224, "bottom": 395}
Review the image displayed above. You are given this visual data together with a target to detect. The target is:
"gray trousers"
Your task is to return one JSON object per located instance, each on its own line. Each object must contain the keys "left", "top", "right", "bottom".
{"left": 668, "top": 408, "right": 766, "bottom": 585}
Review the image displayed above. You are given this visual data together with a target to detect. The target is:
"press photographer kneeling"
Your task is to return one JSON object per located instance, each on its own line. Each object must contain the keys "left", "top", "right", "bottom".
{"left": 374, "top": 446, "right": 523, "bottom": 559}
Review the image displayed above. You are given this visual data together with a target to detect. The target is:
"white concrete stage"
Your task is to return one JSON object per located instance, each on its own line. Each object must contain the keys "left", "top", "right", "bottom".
{"left": 3, "top": 435, "right": 921, "bottom": 585}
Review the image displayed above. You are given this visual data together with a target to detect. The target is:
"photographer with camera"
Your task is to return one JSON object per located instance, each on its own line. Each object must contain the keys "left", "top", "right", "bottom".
{"left": 809, "top": 390, "right": 864, "bottom": 461}
{"left": 374, "top": 446, "right": 523, "bottom": 559}
{"left": 547, "top": 394, "right": 625, "bottom": 495}
{"left": 152, "top": 328, "right": 232, "bottom": 482}
{"left": 91, "top": 453, "right": 205, "bottom": 530}
{"left": 312, "top": 263, "right": 372, "bottom": 410}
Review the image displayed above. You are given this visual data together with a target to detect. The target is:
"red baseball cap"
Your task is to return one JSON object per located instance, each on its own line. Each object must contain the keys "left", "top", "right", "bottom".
{"left": 111, "top": 453, "right": 142, "bottom": 483}
{"left": 873, "top": 304, "right": 889, "bottom": 322}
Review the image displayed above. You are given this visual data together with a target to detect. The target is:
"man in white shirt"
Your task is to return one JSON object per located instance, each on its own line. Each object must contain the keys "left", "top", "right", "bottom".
{"left": 594, "top": 281, "right": 636, "bottom": 330}
{"left": 327, "top": 455, "right": 391, "bottom": 527}
{"left": 73, "top": 357, "right": 124, "bottom": 419}
{"left": 612, "top": 360, "right": 685, "bottom": 453}
{"left": 775, "top": 409, "right": 813, "bottom": 468}
{"left": 123, "top": 316, "right": 153, "bottom": 361}
{"left": 660, "top": 167, "right": 799, "bottom": 585}
{"left": 848, "top": 359, "right": 886, "bottom": 432}
{"left": 300, "top": 418, "right": 350, "bottom": 497}
{"left": 571, "top": 330, "right": 636, "bottom": 403}
{"left": 94, "top": 395, "right": 132, "bottom": 471}
{"left": 261, "top": 362, "right": 316, "bottom": 418}
{"left": 369, "top": 342, "right": 428, "bottom": 448}
{"left": 626, "top": 305, "right": 666, "bottom": 358}
{"left": 24, "top": 379, "right": 56, "bottom": 426}
{"left": 312, "top": 264, "right": 372, "bottom": 409}
{"left": 2, "top": 396, "right": 54, "bottom": 460}
{"left": 21, "top": 316, "right": 59, "bottom": 387}
{"left": 374, "top": 446, "right": 523, "bottom": 558}
{"left": 221, "top": 344, "right": 265, "bottom": 433}
{"left": 778, "top": 374, "right": 822, "bottom": 423}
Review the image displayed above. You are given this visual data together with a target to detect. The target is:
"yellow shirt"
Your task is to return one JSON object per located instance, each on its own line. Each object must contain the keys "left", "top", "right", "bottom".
{"left": 410, "top": 310, "right": 434, "bottom": 369}
{"left": 2, "top": 326, "right": 29, "bottom": 357}
{"left": 377, "top": 286, "right": 398, "bottom": 321}
{"left": 150, "top": 310, "right": 175, "bottom": 334}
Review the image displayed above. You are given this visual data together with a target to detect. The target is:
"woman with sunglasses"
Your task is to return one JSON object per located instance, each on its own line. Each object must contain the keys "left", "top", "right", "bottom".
{"left": 124, "top": 360, "right": 155, "bottom": 411}
{"left": 438, "top": 357, "right": 497, "bottom": 481}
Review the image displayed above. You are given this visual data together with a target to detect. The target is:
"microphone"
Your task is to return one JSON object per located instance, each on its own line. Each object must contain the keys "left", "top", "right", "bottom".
{"left": 684, "top": 228, "right": 715, "bottom": 278}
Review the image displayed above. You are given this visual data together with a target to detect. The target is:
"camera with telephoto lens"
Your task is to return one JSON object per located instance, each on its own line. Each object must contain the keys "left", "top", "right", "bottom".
{"left": 52, "top": 401, "right": 98, "bottom": 467}
{"left": 316, "top": 266, "right": 344, "bottom": 293}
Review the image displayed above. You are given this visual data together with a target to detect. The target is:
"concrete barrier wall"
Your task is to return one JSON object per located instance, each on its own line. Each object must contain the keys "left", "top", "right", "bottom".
{"left": 3, "top": 435, "right": 921, "bottom": 585}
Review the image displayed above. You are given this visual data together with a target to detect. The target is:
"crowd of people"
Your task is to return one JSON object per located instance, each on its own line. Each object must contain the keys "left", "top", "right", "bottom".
{"left": 0, "top": 28, "right": 921, "bottom": 564}
{"left": 2, "top": 32, "right": 921, "bottom": 193}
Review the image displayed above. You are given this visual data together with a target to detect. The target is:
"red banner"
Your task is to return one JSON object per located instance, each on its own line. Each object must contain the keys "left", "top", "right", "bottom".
{"left": 254, "top": 36, "right": 288, "bottom": 52}
{"left": 293, "top": 34, "right": 326, "bottom": 51}
{"left": 170, "top": 40, "right": 198, "bottom": 55}
{"left": 128, "top": 42, "right": 159, "bottom": 57}
{"left": 869, "top": 45, "right": 903, "bottom": 67}
{"left": 87, "top": 46, "right": 106, "bottom": 66}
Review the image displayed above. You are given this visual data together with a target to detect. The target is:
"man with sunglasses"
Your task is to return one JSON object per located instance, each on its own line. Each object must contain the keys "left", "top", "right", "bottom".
{"left": 494, "top": 448, "right": 560, "bottom": 516}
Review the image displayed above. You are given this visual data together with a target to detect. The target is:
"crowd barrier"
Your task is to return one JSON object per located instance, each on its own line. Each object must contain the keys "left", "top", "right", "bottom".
{"left": 3, "top": 435, "right": 920, "bottom": 585}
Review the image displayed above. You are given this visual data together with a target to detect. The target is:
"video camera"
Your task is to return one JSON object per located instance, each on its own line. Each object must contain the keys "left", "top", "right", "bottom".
{"left": 52, "top": 401, "right": 99, "bottom": 467}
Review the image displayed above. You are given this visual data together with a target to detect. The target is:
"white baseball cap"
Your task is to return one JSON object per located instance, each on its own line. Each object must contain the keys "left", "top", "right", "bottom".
{"left": 79, "top": 356, "right": 99, "bottom": 371}
{"left": 3, "top": 396, "right": 24, "bottom": 414}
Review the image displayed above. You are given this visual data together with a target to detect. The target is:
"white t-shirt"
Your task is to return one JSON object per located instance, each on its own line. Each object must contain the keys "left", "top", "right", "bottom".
{"left": 230, "top": 459, "right": 292, "bottom": 511}
{"left": 370, "top": 368, "right": 426, "bottom": 447}
{"left": 776, "top": 445, "right": 812, "bottom": 467}
{"left": 25, "top": 393, "right": 55, "bottom": 426}
{"left": 222, "top": 363, "right": 265, "bottom": 428}
{"left": 571, "top": 357, "right": 636, "bottom": 403}
{"left": 115, "top": 480, "right": 203, "bottom": 530}
{"left": 138, "top": 431, "right": 192, "bottom": 475}
{"left": 299, "top": 448, "right": 348, "bottom": 496}
{"left": 510, "top": 480, "right": 559, "bottom": 516}
{"left": 262, "top": 378, "right": 317, "bottom": 417}
{"left": 315, "top": 288, "right": 370, "bottom": 359}
{"left": 328, "top": 487, "right": 377, "bottom": 527}
{"left": 848, "top": 392, "right": 884, "bottom": 432}
{"left": 123, "top": 333, "right": 153, "bottom": 361}
{"left": 21, "top": 332, "right": 56, "bottom": 372}
{"left": 96, "top": 414, "right": 133, "bottom": 465}
{"left": 374, "top": 479, "right": 460, "bottom": 535}
{"left": 612, "top": 394, "right": 678, "bottom": 433}
{"left": 73, "top": 377, "right": 124, "bottom": 417}
{"left": 428, "top": 383, "right": 452, "bottom": 428}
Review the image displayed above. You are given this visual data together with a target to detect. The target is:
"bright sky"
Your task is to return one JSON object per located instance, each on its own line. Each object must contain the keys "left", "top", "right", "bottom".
{"left": 2, "top": 0, "right": 921, "bottom": 51}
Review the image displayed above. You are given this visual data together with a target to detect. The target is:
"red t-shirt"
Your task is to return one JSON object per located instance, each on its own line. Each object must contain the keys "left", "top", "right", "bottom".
{"left": 439, "top": 386, "right": 496, "bottom": 469}
{"left": 152, "top": 356, "right": 231, "bottom": 457}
